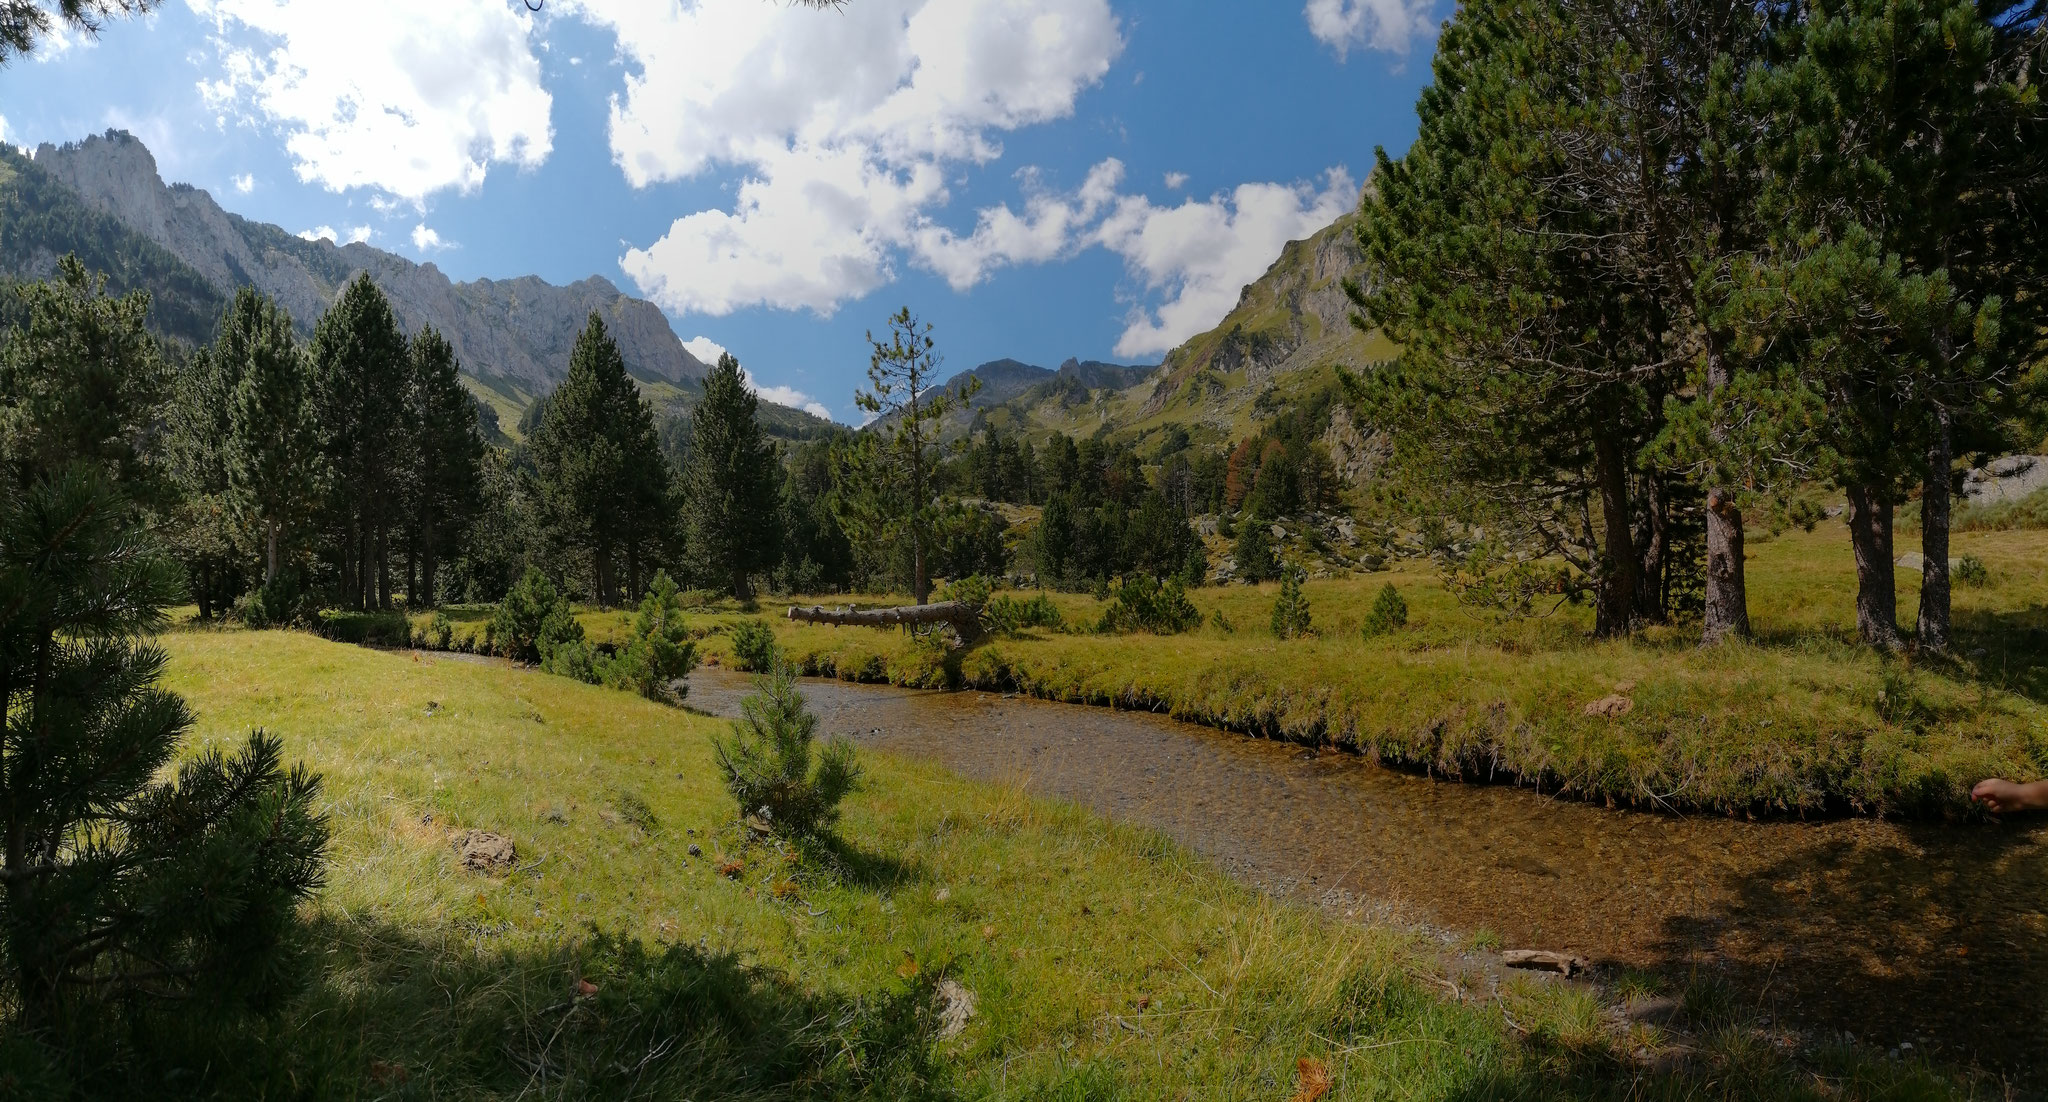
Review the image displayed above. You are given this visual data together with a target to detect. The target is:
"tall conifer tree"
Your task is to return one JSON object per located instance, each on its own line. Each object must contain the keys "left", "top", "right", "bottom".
{"left": 683, "top": 352, "right": 780, "bottom": 599}
{"left": 219, "top": 287, "right": 319, "bottom": 585}
{"left": 310, "top": 275, "right": 409, "bottom": 610}
{"left": 401, "top": 325, "right": 484, "bottom": 607}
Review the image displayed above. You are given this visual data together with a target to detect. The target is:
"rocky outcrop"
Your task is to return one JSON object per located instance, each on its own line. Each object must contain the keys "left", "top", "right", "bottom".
{"left": 24, "top": 130, "right": 704, "bottom": 388}
{"left": 1964, "top": 455, "right": 2048, "bottom": 505}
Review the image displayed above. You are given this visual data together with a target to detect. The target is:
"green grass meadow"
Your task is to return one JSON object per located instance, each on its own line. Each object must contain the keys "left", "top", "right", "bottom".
{"left": 18, "top": 626, "right": 1957, "bottom": 1097}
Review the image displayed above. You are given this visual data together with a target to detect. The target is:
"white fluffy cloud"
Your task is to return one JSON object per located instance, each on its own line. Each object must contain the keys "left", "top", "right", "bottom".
{"left": 1097, "top": 170, "right": 1357, "bottom": 358}
{"left": 0, "top": 114, "right": 9, "bottom": 144}
{"left": 912, "top": 159, "right": 1124, "bottom": 290}
{"left": 411, "top": 223, "right": 448, "bottom": 251}
{"left": 188, "top": 0, "right": 553, "bottom": 203}
{"left": 1163, "top": 171, "right": 1188, "bottom": 190}
{"left": 1304, "top": 0, "right": 1439, "bottom": 57}
{"left": 231, "top": 172, "right": 254, "bottom": 193}
{"left": 297, "top": 224, "right": 371, "bottom": 244}
{"left": 682, "top": 336, "right": 835, "bottom": 421}
{"left": 576, "top": 0, "right": 1124, "bottom": 317}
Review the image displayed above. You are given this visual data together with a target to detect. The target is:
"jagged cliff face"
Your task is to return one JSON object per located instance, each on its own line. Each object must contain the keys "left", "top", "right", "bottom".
{"left": 24, "top": 131, "right": 704, "bottom": 389}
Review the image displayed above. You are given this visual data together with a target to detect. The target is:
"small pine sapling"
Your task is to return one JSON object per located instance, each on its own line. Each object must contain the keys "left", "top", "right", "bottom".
{"left": 1270, "top": 566, "right": 1313, "bottom": 639}
{"left": 729, "top": 618, "right": 780, "bottom": 672}
{"left": 714, "top": 665, "right": 861, "bottom": 839}
{"left": 1360, "top": 583, "right": 1410, "bottom": 640}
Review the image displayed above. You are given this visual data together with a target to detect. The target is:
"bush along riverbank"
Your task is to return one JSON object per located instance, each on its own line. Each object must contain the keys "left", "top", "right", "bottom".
{"left": 714, "top": 526, "right": 2048, "bottom": 820}
{"left": 289, "top": 524, "right": 2044, "bottom": 820}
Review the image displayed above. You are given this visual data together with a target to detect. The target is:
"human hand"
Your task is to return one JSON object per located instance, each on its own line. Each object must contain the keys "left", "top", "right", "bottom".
{"left": 1971, "top": 778, "right": 2048, "bottom": 814}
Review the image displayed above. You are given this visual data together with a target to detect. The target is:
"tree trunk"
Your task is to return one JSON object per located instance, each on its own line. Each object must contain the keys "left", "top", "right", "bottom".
{"left": 789, "top": 600, "right": 981, "bottom": 643}
{"left": 1634, "top": 471, "right": 1669, "bottom": 624}
{"left": 911, "top": 528, "right": 929, "bottom": 606}
{"left": 732, "top": 567, "right": 753, "bottom": 603}
{"left": 265, "top": 523, "right": 280, "bottom": 585}
{"left": 1846, "top": 482, "right": 1902, "bottom": 649}
{"left": 421, "top": 536, "right": 438, "bottom": 610}
{"left": 1917, "top": 408, "right": 1953, "bottom": 653}
{"left": 1703, "top": 489, "right": 1751, "bottom": 645}
{"left": 357, "top": 524, "right": 374, "bottom": 613}
{"left": 1592, "top": 434, "right": 1639, "bottom": 638}
{"left": 1701, "top": 345, "right": 1751, "bottom": 645}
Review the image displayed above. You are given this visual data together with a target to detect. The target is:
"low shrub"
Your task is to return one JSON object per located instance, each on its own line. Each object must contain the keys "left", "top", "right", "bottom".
{"left": 1270, "top": 567, "right": 1313, "bottom": 639}
{"left": 730, "top": 618, "right": 780, "bottom": 673}
{"left": 490, "top": 568, "right": 583, "bottom": 663}
{"left": 713, "top": 664, "right": 860, "bottom": 838}
{"left": 1097, "top": 575, "right": 1201, "bottom": 635}
{"left": 1360, "top": 583, "right": 1410, "bottom": 639}
{"left": 985, "top": 593, "right": 1064, "bottom": 635}
{"left": 938, "top": 574, "right": 993, "bottom": 611}
{"left": 232, "top": 571, "right": 312, "bottom": 629}
{"left": 598, "top": 571, "right": 699, "bottom": 701}
{"left": 316, "top": 609, "right": 411, "bottom": 647}
{"left": 1954, "top": 555, "right": 1992, "bottom": 588}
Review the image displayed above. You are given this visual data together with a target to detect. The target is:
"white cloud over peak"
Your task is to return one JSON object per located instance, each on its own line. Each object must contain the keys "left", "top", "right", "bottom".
{"left": 297, "top": 224, "right": 371, "bottom": 245}
{"left": 1304, "top": 0, "right": 1439, "bottom": 57}
{"left": 188, "top": 0, "right": 553, "bottom": 203}
{"left": 231, "top": 172, "right": 254, "bottom": 193}
{"left": 1098, "top": 169, "right": 1357, "bottom": 358}
{"left": 576, "top": 0, "right": 1124, "bottom": 317}
{"left": 411, "top": 223, "right": 448, "bottom": 251}
{"left": 683, "top": 335, "right": 835, "bottom": 421}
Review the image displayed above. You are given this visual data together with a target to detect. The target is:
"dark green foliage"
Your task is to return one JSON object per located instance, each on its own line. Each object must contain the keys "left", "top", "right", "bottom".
{"left": 937, "top": 574, "right": 993, "bottom": 611}
{"left": 488, "top": 567, "right": 582, "bottom": 664}
{"left": 314, "top": 609, "right": 411, "bottom": 647}
{"left": 730, "top": 618, "right": 780, "bottom": 673}
{"left": 529, "top": 313, "right": 672, "bottom": 606}
{"left": 1270, "top": 567, "right": 1313, "bottom": 639}
{"left": 1231, "top": 518, "right": 1278, "bottom": 584}
{"left": 1028, "top": 492, "right": 1077, "bottom": 586}
{"left": 1360, "top": 583, "right": 1409, "bottom": 639}
{"left": 234, "top": 568, "right": 312, "bottom": 629}
{"left": 775, "top": 440, "right": 854, "bottom": 594}
{"left": 714, "top": 665, "right": 861, "bottom": 839}
{"left": 684, "top": 353, "right": 781, "bottom": 599}
{"left": 0, "top": 261, "right": 328, "bottom": 1028}
{"left": 311, "top": 274, "right": 411, "bottom": 611}
{"left": 984, "top": 592, "right": 1063, "bottom": 635}
{"left": 401, "top": 325, "right": 485, "bottom": 608}
{"left": 598, "top": 570, "right": 699, "bottom": 701}
{"left": 1953, "top": 556, "right": 1991, "bottom": 589}
{"left": 220, "top": 287, "right": 320, "bottom": 585}
{"left": 930, "top": 502, "right": 1009, "bottom": 581}
{"left": 1096, "top": 575, "right": 1201, "bottom": 635}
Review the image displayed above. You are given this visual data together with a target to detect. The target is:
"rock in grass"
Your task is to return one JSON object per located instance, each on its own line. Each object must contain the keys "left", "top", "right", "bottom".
{"left": 456, "top": 830, "right": 517, "bottom": 874}
{"left": 1583, "top": 694, "right": 1633, "bottom": 719}
{"left": 935, "top": 979, "right": 976, "bottom": 1040}
{"left": 1501, "top": 949, "right": 1591, "bottom": 976}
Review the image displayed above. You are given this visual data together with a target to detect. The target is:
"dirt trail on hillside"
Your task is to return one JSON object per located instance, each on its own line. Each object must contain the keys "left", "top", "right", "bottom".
{"left": 687, "top": 668, "right": 2048, "bottom": 1082}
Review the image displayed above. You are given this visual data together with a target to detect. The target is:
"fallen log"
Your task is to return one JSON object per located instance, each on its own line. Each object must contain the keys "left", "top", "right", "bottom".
{"left": 786, "top": 601, "right": 983, "bottom": 644}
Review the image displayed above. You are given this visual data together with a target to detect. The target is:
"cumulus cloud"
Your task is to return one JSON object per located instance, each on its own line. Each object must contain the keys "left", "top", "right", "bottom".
{"left": 1163, "top": 171, "right": 1188, "bottom": 190}
{"left": 912, "top": 159, "right": 1124, "bottom": 290}
{"left": 682, "top": 335, "right": 835, "bottom": 421}
{"left": 576, "top": 0, "right": 1124, "bottom": 317}
{"left": 188, "top": 0, "right": 553, "bottom": 203}
{"left": 1304, "top": 0, "right": 1439, "bottom": 57}
{"left": 231, "top": 172, "right": 254, "bottom": 193}
{"left": 411, "top": 223, "right": 448, "bottom": 251}
{"left": 0, "top": 114, "right": 9, "bottom": 144}
{"left": 297, "top": 224, "right": 370, "bottom": 244}
{"left": 1097, "top": 169, "right": 1357, "bottom": 358}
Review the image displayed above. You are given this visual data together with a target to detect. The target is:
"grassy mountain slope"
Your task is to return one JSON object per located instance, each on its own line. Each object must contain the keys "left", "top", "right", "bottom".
{"left": 949, "top": 212, "right": 1397, "bottom": 452}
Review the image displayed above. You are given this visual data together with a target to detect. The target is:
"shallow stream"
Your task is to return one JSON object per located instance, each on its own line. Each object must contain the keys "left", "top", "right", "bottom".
{"left": 687, "top": 667, "right": 2048, "bottom": 1080}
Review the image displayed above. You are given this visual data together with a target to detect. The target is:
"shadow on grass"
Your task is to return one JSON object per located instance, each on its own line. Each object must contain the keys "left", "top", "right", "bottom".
{"left": 1647, "top": 819, "right": 2048, "bottom": 1089}
{"left": 8, "top": 916, "right": 956, "bottom": 1101}
{"left": 804, "top": 832, "right": 922, "bottom": 893}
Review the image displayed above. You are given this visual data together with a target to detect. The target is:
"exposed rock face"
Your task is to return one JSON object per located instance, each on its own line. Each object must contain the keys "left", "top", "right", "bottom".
{"left": 25, "top": 131, "right": 704, "bottom": 388}
{"left": 1964, "top": 455, "right": 2048, "bottom": 505}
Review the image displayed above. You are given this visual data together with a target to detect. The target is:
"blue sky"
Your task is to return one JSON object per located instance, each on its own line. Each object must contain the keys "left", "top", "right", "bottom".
{"left": 0, "top": 0, "right": 1440, "bottom": 421}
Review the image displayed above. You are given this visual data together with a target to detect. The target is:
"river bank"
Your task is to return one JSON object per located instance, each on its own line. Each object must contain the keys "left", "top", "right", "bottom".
{"left": 688, "top": 666, "right": 2048, "bottom": 1084}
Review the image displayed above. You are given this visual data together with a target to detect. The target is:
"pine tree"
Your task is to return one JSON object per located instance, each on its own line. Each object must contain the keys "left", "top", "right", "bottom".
{"left": 219, "top": 287, "right": 320, "bottom": 585}
{"left": 0, "top": 0, "right": 157, "bottom": 65}
{"left": 714, "top": 664, "right": 860, "bottom": 839}
{"left": 311, "top": 274, "right": 410, "bottom": 611}
{"left": 1231, "top": 514, "right": 1277, "bottom": 584}
{"left": 0, "top": 260, "right": 328, "bottom": 1024}
{"left": 840, "top": 308, "right": 977, "bottom": 604}
{"left": 684, "top": 352, "right": 781, "bottom": 599}
{"left": 1270, "top": 565, "right": 1313, "bottom": 639}
{"left": 529, "top": 313, "right": 672, "bottom": 606}
{"left": 402, "top": 325, "right": 485, "bottom": 607}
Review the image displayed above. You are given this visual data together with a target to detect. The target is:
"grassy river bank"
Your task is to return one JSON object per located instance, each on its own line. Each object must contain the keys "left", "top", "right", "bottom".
{"left": 71, "top": 627, "right": 1968, "bottom": 1098}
